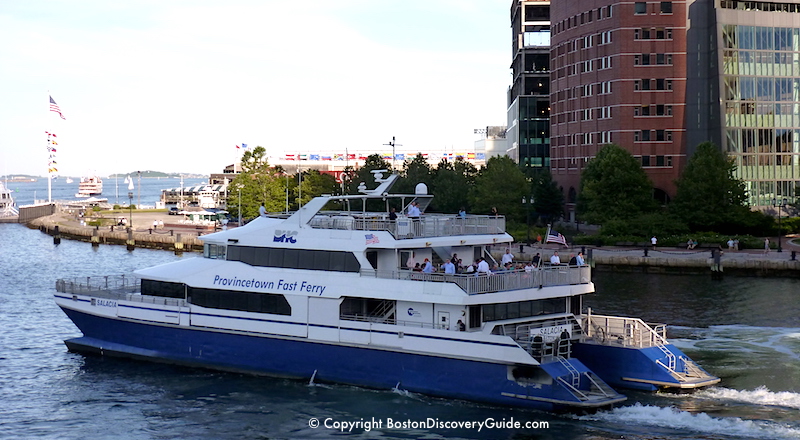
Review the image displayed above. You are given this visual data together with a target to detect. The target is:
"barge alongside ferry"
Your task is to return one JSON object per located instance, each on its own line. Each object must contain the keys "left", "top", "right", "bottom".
{"left": 54, "top": 171, "right": 717, "bottom": 411}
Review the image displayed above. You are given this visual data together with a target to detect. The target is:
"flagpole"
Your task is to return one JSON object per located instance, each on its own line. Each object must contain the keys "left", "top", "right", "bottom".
{"left": 544, "top": 223, "right": 552, "bottom": 247}
{"left": 47, "top": 133, "right": 52, "bottom": 204}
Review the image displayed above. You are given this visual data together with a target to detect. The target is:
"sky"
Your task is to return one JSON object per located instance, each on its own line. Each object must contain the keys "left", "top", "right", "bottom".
{"left": 0, "top": 0, "right": 511, "bottom": 177}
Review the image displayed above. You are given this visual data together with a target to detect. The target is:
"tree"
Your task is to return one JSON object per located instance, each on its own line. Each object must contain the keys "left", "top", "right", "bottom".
{"left": 469, "top": 155, "right": 528, "bottom": 221}
{"left": 226, "top": 146, "right": 285, "bottom": 219}
{"left": 394, "top": 153, "right": 433, "bottom": 196}
{"left": 531, "top": 170, "right": 564, "bottom": 224}
{"left": 670, "top": 141, "right": 769, "bottom": 234}
{"left": 290, "top": 169, "right": 339, "bottom": 208}
{"left": 429, "top": 158, "right": 473, "bottom": 213}
{"left": 577, "top": 144, "right": 658, "bottom": 225}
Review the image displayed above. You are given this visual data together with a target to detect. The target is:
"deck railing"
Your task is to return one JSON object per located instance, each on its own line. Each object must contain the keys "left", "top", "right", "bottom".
{"left": 309, "top": 213, "right": 506, "bottom": 239}
{"left": 360, "top": 265, "right": 591, "bottom": 295}
{"left": 581, "top": 310, "right": 667, "bottom": 348}
{"left": 55, "top": 275, "right": 184, "bottom": 307}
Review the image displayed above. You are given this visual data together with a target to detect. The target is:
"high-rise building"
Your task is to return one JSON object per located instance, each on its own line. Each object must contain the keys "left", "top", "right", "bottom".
{"left": 508, "top": 1, "right": 552, "bottom": 171}
{"left": 549, "top": 0, "right": 800, "bottom": 211}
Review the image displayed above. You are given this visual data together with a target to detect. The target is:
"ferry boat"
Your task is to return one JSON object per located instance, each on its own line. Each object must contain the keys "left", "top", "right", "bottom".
{"left": 75, "top": 176, "right": 103, "bottom": 197}
{"left": 54, "top": 171, "right": 717, "bottom": 411}
{"left": 0, "top": 180, "right": 19, "bottom": 219}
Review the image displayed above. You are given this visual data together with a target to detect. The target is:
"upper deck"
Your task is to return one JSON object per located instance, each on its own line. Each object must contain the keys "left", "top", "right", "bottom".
{"left": 308, "top": 212, "right": 506, "bottom": 240}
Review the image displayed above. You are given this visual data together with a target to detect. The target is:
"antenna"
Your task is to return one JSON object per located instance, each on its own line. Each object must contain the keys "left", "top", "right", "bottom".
{"left": 383, "top": 136, "right": 402, "bottom": 171}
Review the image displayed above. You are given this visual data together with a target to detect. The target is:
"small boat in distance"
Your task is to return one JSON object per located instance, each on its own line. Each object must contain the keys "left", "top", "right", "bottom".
{"left": 75, "top": 176, "right": 103, "bottom": 198}
{"left": 0, "top": 180, "right": 19, "bottom": 219}
{"left": 65, "top": 177, "right": 74, "bottom": 184}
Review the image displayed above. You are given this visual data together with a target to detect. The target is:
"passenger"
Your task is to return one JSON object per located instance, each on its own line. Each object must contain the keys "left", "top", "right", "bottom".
{"left": 406, "top": 252, "right": 416, "bottom": 270}
{"left": 568, "top": 254, "right": 578, "bottom": 266}
{"left": 501, "top": 248, "right": 514, "bottom": 266}
{"left": 258, "top": 203, "right": 267, "bottom": 217}
{"left": 422, "top": 258, "right": 433, "bottom": 273}
{"left": 532, "top": 252, "right": 541, "bottom": 267}
{"left": 458, "top": 207, "right": 466, "bottom": 219}
{"left": 413, "top": 263, "right": 422, "bottom": 272}
{"left": 388, "top": 207, "right": 397, "bottom": 221}
{"left": 443, "top": 259, "right": 456, "bottom": 274}
{"left": 524, "top": 262, "right": 534, "bottom": 273}
{"left": 550, "top": 251, "right": 561, "bottom": 265}
{"left": 457, "top": 319, "right": 466, "bottom": 331}
{"left": 476, "top": 258, "right": 491, "bottom": 275}
{"left": 576, "top": 252, "right": 585, "bottom": 266}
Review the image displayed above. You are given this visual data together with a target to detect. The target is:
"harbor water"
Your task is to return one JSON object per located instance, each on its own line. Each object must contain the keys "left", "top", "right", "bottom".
{"left": 2, "top": 180, "right": 800, "bottom": 439}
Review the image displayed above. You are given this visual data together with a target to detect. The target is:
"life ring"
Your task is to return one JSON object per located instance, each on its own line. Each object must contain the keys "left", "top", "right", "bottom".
{"left": 595, "top": 327, "right": 607, "bottom": 344}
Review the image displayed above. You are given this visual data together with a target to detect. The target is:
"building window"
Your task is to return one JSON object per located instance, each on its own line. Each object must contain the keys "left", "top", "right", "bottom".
{"left": 641, "top": 130, "right": 651, "bottom": 141}
{"left": 641, "top": 53, "right": 651, "bottom": 65}
{"left": 656, "top": 78, "right": 665, "bottom": 90}
{"left": 641, "top": 155, "right": 651, "bottom": 166}
{"left": 634, "top": 107, "right": 640, "bottom": 116}
{"left": 642, "top": 105, "right": 651, "bottom": 116}
{"left": 640, "top": 79, "right": 651, "bottom": 90}
{"left": 635, "top": 2, "right": 646, "bottom": 14}
{"left": 660, "top": 1, "right": 672, "bottom": 13}
{"left": 656, "top": 129, "right": 665, "bottom": 141}
{"left": 666, "top": 130, "right": 673, "bottom": 141}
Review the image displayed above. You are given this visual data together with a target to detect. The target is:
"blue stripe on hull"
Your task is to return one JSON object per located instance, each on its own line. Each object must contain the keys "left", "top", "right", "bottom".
{"left": 60, "top": 307, "right": 622, "bottom": 411}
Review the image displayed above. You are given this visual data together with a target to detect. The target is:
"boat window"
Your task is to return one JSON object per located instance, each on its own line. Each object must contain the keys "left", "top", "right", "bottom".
{"left": 141, "top": 279, "right": 185, "bottom": 299}
{"left": 204, "top": 244, "right": 227, "bottom": 260}
{"left": 482, "top": 298, "right": 567, "bottom": 322}
{"left": 188, "top": 286, "right": 291, "bottom": 315}
{"left": 226, "top": 245, "right": 360, "bottom": 273}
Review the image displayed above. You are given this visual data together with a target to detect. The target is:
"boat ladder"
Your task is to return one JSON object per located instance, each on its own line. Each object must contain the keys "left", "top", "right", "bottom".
{"left": 557, "top": 356, "right": 581, "bottom": 389}
{"left": 657, "top": 343, "right": 677, "bottom": 371}
{"left": 679, "top": 356, "right": 711, "bottom": 378}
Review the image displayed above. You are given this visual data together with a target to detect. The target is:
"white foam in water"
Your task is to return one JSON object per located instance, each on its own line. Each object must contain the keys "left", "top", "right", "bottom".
{"left": 580, "top": 403, "right": 800, "bottom": 439}
{"left": 699, "top": 386, "right": 800, "bottom": 410}
{"left": 669, "top": 325, "right": 800, "bottom": 361}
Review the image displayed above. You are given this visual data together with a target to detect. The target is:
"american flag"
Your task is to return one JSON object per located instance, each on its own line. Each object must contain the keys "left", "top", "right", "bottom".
{"left": 546, "top": 231, "right": 568, "bottom": 246}
{"left": 365, "top": 234, "right": 380, "bottom": 244}
{"left": 49, "top": 96, "right": 65, "bottom": 120}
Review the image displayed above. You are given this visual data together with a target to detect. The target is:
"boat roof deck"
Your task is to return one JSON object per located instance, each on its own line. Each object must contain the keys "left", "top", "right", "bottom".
{"left": 308, "top": 212, "right": 506, "bottom": 240}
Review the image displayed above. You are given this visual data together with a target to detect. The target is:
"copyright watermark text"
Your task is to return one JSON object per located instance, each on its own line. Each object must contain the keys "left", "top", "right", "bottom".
{"left": 308, "top": 416, "right": 548, "bottom": 432}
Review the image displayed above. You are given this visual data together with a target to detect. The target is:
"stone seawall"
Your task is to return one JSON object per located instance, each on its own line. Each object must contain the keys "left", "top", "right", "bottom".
{"left": 28, "top": 215, "right": 204, "bottom": 252}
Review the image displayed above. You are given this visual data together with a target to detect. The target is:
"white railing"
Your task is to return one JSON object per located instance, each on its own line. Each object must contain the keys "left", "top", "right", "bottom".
{"left": 55, "top": 275, "right": 185, "bottom": 307}
{"left": 309, "top": 213, "right": 506, "bottom": 239}
{"left": 362, "top": 265, "right": 591, "bottom": 295}
{"left": 582, "top": 310, "right": 667, "bottom": 348}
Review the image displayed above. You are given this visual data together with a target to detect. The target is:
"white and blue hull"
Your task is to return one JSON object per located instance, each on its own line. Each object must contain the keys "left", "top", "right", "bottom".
{"left": 57, "top": 298, "right": 624, "bottom": 412}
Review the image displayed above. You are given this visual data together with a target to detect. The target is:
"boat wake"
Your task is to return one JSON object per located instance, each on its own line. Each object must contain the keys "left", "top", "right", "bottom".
{"left": 670, "top": 324, "right": 800, "bottom": 361}
{"left": 697, "top": 386, "right": 800, "bottom": 410}
{"left": 579, "top": 403, "right": 800, "bottom": 439}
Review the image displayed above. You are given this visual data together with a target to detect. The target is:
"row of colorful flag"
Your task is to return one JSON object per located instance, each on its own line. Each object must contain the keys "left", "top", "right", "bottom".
{"left": 48, "top": 96, "right": 65, "bottom": 179}
{"left": 277, "top": 152, "right": 486, "bottom": 161}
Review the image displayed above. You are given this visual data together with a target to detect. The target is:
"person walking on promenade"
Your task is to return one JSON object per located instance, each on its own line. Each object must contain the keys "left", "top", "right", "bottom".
{"left": 651, "top": 236, "right": 658, "bottom": 250}
{"left": 764, "top": 238, "right": 770, "bottom": 254}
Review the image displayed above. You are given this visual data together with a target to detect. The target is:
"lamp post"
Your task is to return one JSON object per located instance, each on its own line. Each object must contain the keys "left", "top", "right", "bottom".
{"left": 522, "top": 195, "right": 534, "bottom": 245}
{"left": 127, "top": 175, "right": 135, "bottom": 229}
{"left": 772, "top": 197, "right": 788, "bottom": 252}
{"left": 128, "top": 191, "right": 133, "bottom": 229}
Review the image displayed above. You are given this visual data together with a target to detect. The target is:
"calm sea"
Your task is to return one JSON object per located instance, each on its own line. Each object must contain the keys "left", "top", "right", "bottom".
{"left": 1, "top": 180, "right": 799, "bottom": 439}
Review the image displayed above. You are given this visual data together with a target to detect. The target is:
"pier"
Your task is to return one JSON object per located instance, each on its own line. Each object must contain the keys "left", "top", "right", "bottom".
{"left": 28, "top": 210, "right": 207, "bottom": 252}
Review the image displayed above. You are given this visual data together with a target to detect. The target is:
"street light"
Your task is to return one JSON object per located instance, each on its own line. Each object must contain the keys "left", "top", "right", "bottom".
{"left": 772, "top": 197, "right": 788, "bottom": 252}
{"left": 127, "top": 176, "right": 135, "bottom": 229}
{"left": 522, "top": 195, "right": 534, "bottom": 245}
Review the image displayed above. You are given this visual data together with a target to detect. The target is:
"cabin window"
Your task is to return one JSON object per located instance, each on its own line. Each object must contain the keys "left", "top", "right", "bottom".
{"left": 204, "top": 244, "right": 227, "bottom": 260}
{"left": 227, "top": 245, "right": 360, "bottom": 273}
{"left": 188, "top": 286, "right": 291, "bottom": 315}
{"left": 141, "top": 279, "right": 185, "bottom": 299}
{"left": 482, "top": 298, "right": 567, "bottom": 322}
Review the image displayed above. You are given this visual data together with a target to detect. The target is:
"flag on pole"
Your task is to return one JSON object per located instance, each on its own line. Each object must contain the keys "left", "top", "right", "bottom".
{"left": 49, "top": 96, "right": 66, "bottom": 119}
{"left": 546, "top": 230, "right": 568, "bottom": 246}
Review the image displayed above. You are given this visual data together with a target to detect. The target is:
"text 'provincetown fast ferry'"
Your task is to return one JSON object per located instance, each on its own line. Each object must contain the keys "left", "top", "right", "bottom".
{"left": 54, "top": 171, "right": 717, "bottom": 412}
